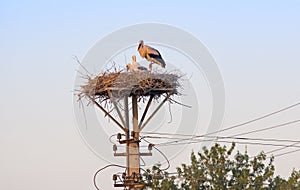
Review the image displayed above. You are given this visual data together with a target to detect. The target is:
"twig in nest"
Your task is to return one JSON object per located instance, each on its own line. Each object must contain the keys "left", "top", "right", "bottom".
{"left": 167, "top": 96, "right": 192, "bottom": 108}
{"left": 73, "top": 55, "right": 92, "bottom": 76}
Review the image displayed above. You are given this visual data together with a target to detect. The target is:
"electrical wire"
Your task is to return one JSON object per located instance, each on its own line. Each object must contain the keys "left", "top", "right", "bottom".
{"left": 153, "top": 146, "right": 171, "bottom": 171}
{"left": 273, "top": 148, "right": 300, "bottom": 158}
{"left": 141, "top": 138, "right": 170, "bottom": 171}
{"left": 93, "top": 164, "right": 126, "bottom": 190}
{"left": 97, "top": 101, "right": 300, "bottom": 188}
{"left": 140, "top": 157, "right": 146, "bottom": 166}
{"left": 141, "top": 135, "right": 300, "bottom": 144}
{"left": 151, "top": 119, "right": 300, "bottom": 147}
{"left": 141, "top": 101, "right": 300, "bottom": 143}
{"left": 109, "top": 134, "right": 118, "bottom": 144}
{"left": 142, "top": 134, "right": 300, "bottom": 161}
{"left": 247, "top": 142, "right": 300, "bottom": 159}
{"left": 141, "top": 134, "right": 300, "bottom": 163}
{"left": 94, "top": 164, "right": 149, "bottom": 189}
{"left": 211, "top": 101, "right": 300, "bottom": 135}
{"left": 265, "top": 142, "right": 300, "bottom": 155}
{"left": 109, "top": 133, "right": 126, "bottom": 144}
{"left": 141, "top": 118, "right": 300, "bottom": 157}
{"left": 153, "top": 138, "right": 300, "bottom": 149}
{"left": 232, "top": 119, "right": 300, "bottom": 137}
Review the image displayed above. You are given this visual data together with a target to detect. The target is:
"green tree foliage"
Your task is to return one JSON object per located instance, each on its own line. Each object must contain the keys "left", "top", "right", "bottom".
{"left": 143, "top": 143, "right": 300, "bottom": 189}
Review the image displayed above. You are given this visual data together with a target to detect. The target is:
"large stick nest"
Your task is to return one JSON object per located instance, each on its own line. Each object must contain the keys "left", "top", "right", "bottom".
{"left": 79, "top": 70, "right": 181, "bottom": 100}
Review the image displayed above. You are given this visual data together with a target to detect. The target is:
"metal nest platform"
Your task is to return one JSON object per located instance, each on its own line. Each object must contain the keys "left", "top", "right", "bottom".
{"left": 79, "top": 70, "right": 181, "bottom": 100}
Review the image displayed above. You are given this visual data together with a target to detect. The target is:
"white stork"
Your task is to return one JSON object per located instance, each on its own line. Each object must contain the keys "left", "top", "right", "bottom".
{"left": 137, "top": 40, "right": 166, "bottom": 70}
{"left": 126, "top": 55, "right": 148, "bottom": 72}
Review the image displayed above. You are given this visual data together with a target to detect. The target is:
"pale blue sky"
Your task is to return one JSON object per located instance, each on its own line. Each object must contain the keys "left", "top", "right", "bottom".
{"left": 1, "top": 1, "right": 300, "bottom": 189}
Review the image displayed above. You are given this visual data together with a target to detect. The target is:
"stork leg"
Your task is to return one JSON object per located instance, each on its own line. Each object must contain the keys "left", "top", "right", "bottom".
{"left": 149, "top": 63, "right": 153, "bottom": 71}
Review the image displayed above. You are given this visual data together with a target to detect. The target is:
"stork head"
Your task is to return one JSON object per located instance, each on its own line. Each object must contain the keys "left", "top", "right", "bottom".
{"left": 132, "top": 55, "right": 136, "bottom": 62}
{"left": 126, "top": 64, "right": 131, "bottom": 71}
{"left": 138, "top": 40, "right": 144, "bottom": 50}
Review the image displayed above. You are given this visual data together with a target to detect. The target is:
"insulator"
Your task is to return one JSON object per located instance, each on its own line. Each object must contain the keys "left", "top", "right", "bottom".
{"left": 132, "top": 172, "right": 136, "bottom": 178}
{"left": 117, "top": 133, "right": 122, "bottom": 140}
{"left": 148, "top": 143, "right": 154, "bottom": 151}
{"left": 122, "top": 172, "right": 126, "bottom": 179}
{"left": 113, "top": 174, "right": 118, "bottom": 181}
{"left": 113, "top": 144, "right": 117, "bottom": 152}
{"left": 131, "top": 131, "right": 135, "bottom": 137}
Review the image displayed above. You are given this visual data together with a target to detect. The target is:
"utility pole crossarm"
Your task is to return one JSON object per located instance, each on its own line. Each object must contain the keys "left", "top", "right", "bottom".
{"left": 140, "top": 93, "right": 171, "bottom": 131}
{"left": 87, "top": 95, "right": 127, "bottom": 132}
{"left": 138, "top": 95, "right": 154, "bottom": 129}
{"left": 107, "top": 90, "right": 126, "bottom": 127}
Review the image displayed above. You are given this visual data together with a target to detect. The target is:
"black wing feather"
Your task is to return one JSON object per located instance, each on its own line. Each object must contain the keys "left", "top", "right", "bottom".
{"left": 148, "top": 53, "right": 162, "bottom": 59}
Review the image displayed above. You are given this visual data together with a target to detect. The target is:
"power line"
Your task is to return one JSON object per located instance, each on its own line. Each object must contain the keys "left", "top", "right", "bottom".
{"left": 212, "top": 101, "right": 300, "bottom": 135}
{"left": 248, "top": 142, "right": 300, "bottom": 159}
{"left": 232, "top": 119, "right": 300, "bottom": 137}
{"left": 273, "top": 148, "right": 300, "bottom": 158}
{"left": 93, "top": 164, "right": 127, "bottom": 190}
{"left": 141, "top": 134, "right": 300, "bottom": 160}
{"left": 265, "top": 142, "right": 300, "bottom": 155}
{"left": 141, "top": 135, "right": 300, "bottom": 144}
{"left": 154, "top": 139, "right": 300, "bottom": 149}
{"left": 97, "top": 101, "right": 300, "bottom": 189}
{"left": 140, "top": 119, "right": 300, "bottom": 159}
{"left": 141, "top": 101, "right": 300, "bottom": 143}
{"left": 141, "top": 138, "right": 170, "bottom": 171}
{"left": 146, "top": 119, "right": 300, "bottom": 147}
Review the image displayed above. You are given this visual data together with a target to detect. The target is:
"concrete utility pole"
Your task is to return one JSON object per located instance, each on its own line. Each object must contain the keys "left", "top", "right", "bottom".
{"left": 89, "top": 91, "right": 171, "bottom": 189}
{"left": 114, "top": 93, "right": 172, "bottom": 189}
{"left": 129, "top": 95, "right": 140, "bottom": 177}
{"left": 111, "top": 94, "right": 155, "bottom": 189}
{"left": 121, "top": 95, "right": 142, "bottom": 189}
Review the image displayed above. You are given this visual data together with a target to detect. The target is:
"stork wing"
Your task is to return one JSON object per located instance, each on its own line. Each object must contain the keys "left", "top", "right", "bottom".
{"left": 145, "top": 45, "right": 161, "bottom": 56}
{"left": 138, "top": 66, "right": 148, "bottom": 70}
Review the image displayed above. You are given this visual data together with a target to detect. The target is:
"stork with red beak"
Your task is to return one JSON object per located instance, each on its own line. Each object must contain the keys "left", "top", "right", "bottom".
{"left": 137, "top": 40, "right": 166, "bottom": 70}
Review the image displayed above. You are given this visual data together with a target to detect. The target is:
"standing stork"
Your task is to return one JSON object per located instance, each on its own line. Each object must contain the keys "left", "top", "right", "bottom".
{"left": 137, "top": 40, "right": 166, "bottom": 70}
